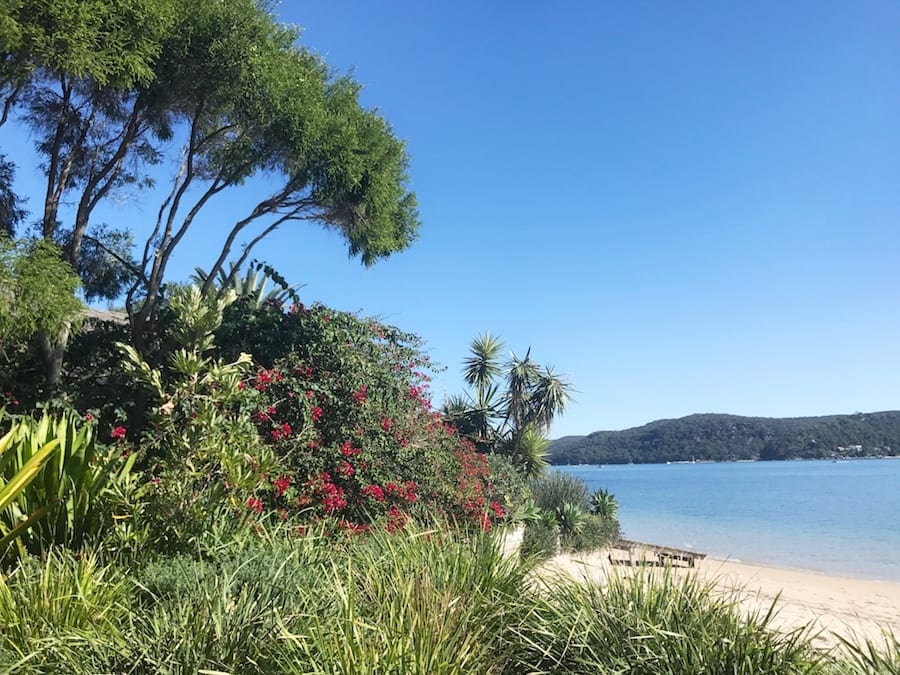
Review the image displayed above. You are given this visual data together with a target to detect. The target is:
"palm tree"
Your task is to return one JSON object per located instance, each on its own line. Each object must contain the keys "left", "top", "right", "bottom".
{"left": 444, "top": 333, "right": 573, "bottom": 477}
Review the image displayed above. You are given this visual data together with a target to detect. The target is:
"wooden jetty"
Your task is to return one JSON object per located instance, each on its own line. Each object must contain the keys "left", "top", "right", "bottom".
{"left": 610, "top": 539, "right": 706, "bottom": 568}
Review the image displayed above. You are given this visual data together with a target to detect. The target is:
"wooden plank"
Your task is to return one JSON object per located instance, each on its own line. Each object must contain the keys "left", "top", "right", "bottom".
{"left": 613, "top": 539, "right": 706, "bottom": 564}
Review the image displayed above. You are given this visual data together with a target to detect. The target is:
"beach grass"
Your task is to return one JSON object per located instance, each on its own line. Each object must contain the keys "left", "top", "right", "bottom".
{"left": 0, "top": 528, "right": 897, "bottom": 673}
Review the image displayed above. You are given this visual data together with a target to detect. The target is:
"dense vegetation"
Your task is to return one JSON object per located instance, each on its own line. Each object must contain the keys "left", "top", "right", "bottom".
{"left": 0, "top": 1, "right": 897, "bottom": 671}
{"left": 550, "top": 411, "right": 900, "bottom": 465}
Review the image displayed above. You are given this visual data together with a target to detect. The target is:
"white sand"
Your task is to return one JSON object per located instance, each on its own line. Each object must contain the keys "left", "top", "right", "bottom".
{"left": 540, "top": 548, "right": 900, "bottom": 649}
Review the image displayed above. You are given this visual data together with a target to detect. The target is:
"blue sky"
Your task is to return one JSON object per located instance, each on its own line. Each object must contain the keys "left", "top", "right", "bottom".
{"left": 2, "top": 2, "right": 899, "bottom": 436}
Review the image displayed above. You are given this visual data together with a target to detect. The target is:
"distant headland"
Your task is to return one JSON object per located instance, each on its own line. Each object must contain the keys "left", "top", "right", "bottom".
{"left": 550, "top": 411, "right": 900, "bottom": 465}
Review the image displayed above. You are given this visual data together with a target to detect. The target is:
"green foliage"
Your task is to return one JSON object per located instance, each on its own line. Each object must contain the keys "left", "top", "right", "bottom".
{"left": 0, "top": 529, "right": 891, "bottom": 673}
{"left": 520, "top": 512, "right": 559, "bottom": 559}
{"left": 0, "top": 550, "right": 130, "bottom": 670}
{"left": 531, "top": 471, "right": 590, "bottom": 513}
{"left": 0, "top": 411, "right": 135, "bottom": 562}
{"left": 506, "top": 569, "right": 823, "bottom": 674}
{"left": 526, "top": 471, "right": 619, "bottom": 557}
{"left": 561, "top": 511, "right": 620, "bottom": 553}
{"left": 0, "top": 0, "right": 175, "bottom": 88}
{"left": 835, "top": 632, "right": 900, "bottom": 674}
{"left": 0, "top": 528, "right": 530, "bottom": 673}
{"left": 0, "top": 421, "right": 61, "bottom": 556}
{"left": 118, "top": 285, "right": 275, "bottom": 552}
{"left": 0, "top": 157, "right": 24, "bottom": 236}
{"left": 446, "top": 333, "right": 572, "bottom": 476}
{"left": 589, "top": 487, "right": 618, "bottom": 520}
{"left": 0, "top": 238, "right": 82, "bottom": 352}
{"left": 550, "top": 411, "right": 900, "bottom": 464}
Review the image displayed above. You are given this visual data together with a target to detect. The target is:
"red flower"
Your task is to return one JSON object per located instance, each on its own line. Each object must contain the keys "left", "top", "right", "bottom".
{"left": 311, "top": 406, "right": 323, "bottom": 422}
{"left": 238, "top": 381, "right": 247, "bottom": 391}
{"left": 247, "top": 497, "right": 263, "bottom": 514}
{"left": 404, "top": 481, "right": 419, "bottom": 502}
{"left": 340, "top": 440, "right": 360, "bottom": 457}
{"left": 111, "top": 426, "right": 127, "bottom": 439}
{"left": 381, "top": 416, "right": 392, "bottom": 432}
{"left": 280, "top": 422, "right": 292, "bottom": 437}
{"left": 306, "top": 390, "right": 315, "bottom": 400}
{"left": 352, "top": 385, "right": 367, "bottom": 404}
{"left": 337, "top": 461, "right": 355, "bottom": 478}
{"left": 273, "top": 474, "right": 291, "bottom": 497}
{"left": 361, "top": 485, "right": 385, "bottom": 502}
{"left": 489, "top": 501, "right": 505, "bottom": 518}
{"left": 84, "top": 413, "right": 94, "bottom": 421}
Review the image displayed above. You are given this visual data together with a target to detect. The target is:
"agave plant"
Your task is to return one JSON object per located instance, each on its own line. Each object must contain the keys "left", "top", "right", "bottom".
{"left": 192, "top": 261, "right": 299, "bottom": 309}
{"left": 555, "top": 502, "right": 586, "bottom": 537}
{"left": 589, "top": 488, "right": 619, "bottom": 521}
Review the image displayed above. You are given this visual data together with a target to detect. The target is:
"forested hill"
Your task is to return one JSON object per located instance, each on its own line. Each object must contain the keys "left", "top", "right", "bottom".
{"left": 549, "top": 411, "right": 900, "bottom": 464}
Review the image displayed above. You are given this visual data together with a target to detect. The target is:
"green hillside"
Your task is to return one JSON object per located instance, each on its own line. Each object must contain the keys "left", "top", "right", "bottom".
{"left": 549, "top": 411, "right": 900, "bottom": 465}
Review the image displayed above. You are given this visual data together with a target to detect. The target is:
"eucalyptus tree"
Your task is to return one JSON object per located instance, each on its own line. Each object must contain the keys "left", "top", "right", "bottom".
{"left": 446, "top": 334, "right": 572, "bottom": 477}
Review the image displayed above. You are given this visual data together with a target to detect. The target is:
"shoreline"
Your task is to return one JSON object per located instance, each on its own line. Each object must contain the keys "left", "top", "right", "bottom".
{"left": 541, "top": 545, "right": 900, "bottom": 649}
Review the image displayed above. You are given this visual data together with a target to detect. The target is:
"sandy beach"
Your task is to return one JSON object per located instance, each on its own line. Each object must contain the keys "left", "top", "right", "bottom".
{"left": 541, "top": 548, "right": 900, "bottom": 650}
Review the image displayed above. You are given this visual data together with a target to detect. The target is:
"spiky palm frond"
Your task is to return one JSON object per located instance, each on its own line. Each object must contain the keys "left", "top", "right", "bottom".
{"left": 462, "top": 333, "right": 504, "bottom": 391}
{"left": 510, "top": 426, "right": 550, "bottom": 479}
{"left": 527, "top": 366, "right": 573, "bottom": 432}
{"left": 443, "top": 392, "right": 502, "bottom": 450}
{"left": 505, "top": 349, "right": 540, "bottom": 431}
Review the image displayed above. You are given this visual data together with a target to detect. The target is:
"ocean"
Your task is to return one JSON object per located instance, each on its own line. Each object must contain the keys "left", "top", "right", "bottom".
{"left": 558, "top": 458, "right": 900, "bottom": 581}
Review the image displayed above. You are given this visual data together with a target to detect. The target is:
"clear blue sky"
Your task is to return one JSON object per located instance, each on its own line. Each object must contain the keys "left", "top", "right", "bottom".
{"left": 3, "top": 2, "right": 899, "bottom": 436}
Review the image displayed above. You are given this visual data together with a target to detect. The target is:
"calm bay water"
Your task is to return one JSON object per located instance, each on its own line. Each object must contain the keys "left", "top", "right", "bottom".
{"left": 559, "top": 459, "right": 900, "bottom": 581}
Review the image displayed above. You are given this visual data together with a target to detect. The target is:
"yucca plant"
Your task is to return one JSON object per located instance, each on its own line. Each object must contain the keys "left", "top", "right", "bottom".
{"left": 0, "top": 412, "right": 136, "bottom": 560}
{"left": 444, "top": 333, "right": 572, "bottom": 469}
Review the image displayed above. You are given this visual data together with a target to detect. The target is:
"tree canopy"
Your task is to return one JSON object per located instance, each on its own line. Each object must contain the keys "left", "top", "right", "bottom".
{"left": 1, "top": 0, "right": 419, "bottom": 349}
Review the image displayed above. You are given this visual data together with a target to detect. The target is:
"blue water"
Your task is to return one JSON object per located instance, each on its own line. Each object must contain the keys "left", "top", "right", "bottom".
{"left": 559, "top": 459, "right": 900, "bottom": 581}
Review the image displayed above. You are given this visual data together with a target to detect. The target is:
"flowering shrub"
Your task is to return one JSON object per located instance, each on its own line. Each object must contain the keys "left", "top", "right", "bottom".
{"left": 215, "top": 299, "right": 524, "bottom": 532}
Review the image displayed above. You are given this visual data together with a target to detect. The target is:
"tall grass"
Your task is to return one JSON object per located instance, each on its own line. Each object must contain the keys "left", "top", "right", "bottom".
{"left": 835, "top": 632, "right": 900, "bottom": 674}
{"left": 0, "top": 550, "right": 130, "bottom": 670}
{"left": 504, "top": 567, "right": 824, "bottom": 674}
{"left": 0, "top": 529, "right": 896, "bottom": 674}
{"left": 279, "top": 530, "right": 528, "bottom": 674}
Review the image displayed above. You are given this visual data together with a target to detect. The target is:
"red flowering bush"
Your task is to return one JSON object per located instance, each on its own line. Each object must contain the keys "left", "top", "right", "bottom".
{"left": 215, "top": 298, "right": 525, "bottom": 532}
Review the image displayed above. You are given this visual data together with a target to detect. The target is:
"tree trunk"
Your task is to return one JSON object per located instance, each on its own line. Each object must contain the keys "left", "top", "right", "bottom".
{"left": 39, "top": 325, "right": 70, "bottom": 393}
